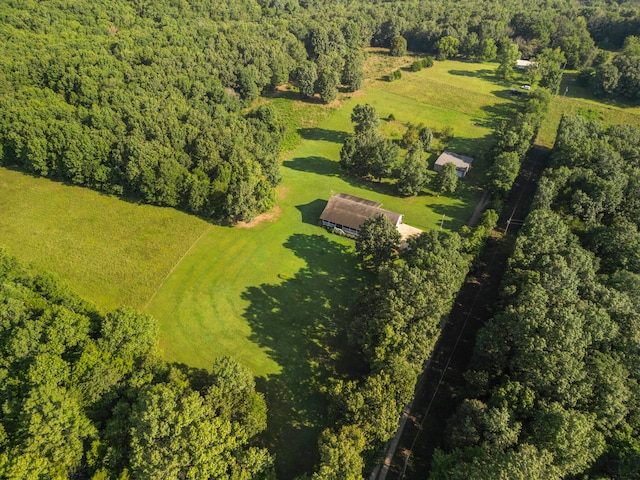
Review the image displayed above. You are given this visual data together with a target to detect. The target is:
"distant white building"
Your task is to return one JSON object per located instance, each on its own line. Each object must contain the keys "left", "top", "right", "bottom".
{"left": 434, "top": 151, "right": 474, "bottom": 178}
{"left": 516, "top": 59, "right": 537, "bottom": 69}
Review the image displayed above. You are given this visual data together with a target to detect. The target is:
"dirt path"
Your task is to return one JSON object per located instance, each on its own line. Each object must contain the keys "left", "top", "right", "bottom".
{"left": 377, "top": 146, "right": 550, "bottom": 479}
{"left": 466, "top": 190, "right": 492, "bottom": 227}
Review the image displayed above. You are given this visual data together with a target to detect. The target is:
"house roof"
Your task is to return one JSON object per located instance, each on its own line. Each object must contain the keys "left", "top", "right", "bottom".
{"left": 319, "top": 194, "right": 403, "bottom": 231}
{"left": 435, "top": 151, "right": 474, "bottom": 171}
{"left": 334, "top": 192, "right": 381, "bottom": 208}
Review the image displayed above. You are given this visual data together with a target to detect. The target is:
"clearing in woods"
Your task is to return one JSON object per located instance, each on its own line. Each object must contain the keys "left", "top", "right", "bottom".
{"left": 0, "top": 53, "right": 524, "bottom": 477}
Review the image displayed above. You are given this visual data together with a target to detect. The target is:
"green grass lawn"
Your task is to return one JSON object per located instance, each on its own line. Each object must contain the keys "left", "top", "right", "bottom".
{"left": 146, "top": 55, "right": 516, "bottom": 476}
{"left": 0, "top": 55, "right": 522, "bottom": 477}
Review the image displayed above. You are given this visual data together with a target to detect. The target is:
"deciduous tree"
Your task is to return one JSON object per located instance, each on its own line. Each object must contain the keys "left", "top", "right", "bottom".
{"left": 432, "top": 162, "right": 458, "bottom": 195}
{"left": 355, "top": 215, "right": 401, "bottom": 270}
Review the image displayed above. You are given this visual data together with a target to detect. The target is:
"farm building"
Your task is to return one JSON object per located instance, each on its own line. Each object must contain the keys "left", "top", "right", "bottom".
{"left": 516, "top": 59, "right": 537, "bottom": 69}
{"left": 434, "top": 151, "right": 474, "bottom": 178}
{"left": 319, "top": 193, "right": 403, "bottom": 237}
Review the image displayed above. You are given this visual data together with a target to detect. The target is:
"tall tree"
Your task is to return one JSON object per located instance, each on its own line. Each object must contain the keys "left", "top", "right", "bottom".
{"left": 537, "top": 47, "right": 566, "bottom": 95}
{"left": 342, "top": 50, "right": 365, "bottom": 92}
{"left": 489, "top": 150, "right": 520, "bottom": 196}
{"left": 355, "top": 215, "right": 401, "bottom": 270}
{"left": 397, "top": 142, "right": 429, "bottom": 196}
{"left": 296, "top": 61, "right": 318, "bottom": 98}
{"left": 437, "top": 36, "right": 461, "bottom": 60}
{"left": 432, "top": 162, "right": 458, "bottom": 195}
{"left": 351, "top": 104, "right": 380, "bottom": 136}
{"left": 497, "top": 40, "right": 520, "bottom": 80}
{"left": 389, "top": 36, "right": 408, "bottom": 57}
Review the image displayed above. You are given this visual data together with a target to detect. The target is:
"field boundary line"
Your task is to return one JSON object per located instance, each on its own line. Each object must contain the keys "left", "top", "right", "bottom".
{"left": 142, "top": 225, "right": 213, "bottom": 311}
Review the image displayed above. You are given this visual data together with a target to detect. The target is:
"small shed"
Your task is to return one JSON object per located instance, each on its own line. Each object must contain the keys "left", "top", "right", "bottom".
{"left": 319, "top": 193, "right": 403, "bottom": 236}
{"left": 516, "top": 59, "right": 537, "bottom": 69}
{"left": 434, "top": 151, "right": 474, "bottom": 178}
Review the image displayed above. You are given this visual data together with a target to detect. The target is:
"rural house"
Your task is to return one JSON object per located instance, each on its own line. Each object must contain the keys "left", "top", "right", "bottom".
{"left": 434, "top": 151, "right": 474, "bottom": 178}
{"left": 319, "top": 193, "right": 403, "bottom": 236}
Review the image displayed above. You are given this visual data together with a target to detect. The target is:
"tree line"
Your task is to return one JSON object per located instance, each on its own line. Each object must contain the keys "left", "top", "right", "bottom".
{"left": 307, "top": 210, "right": 498, "bottom": 479}
{"left": 0, "top": 250, "right": 273, "bottom": 479}
{"left": 487, "top": 87, "right": 552, "bottom": 198}
{"left": 2, "top": 0, "right": 638, "bottom": 224}
{"left": 430, "top": 115, "right": 640, "bottom": 478}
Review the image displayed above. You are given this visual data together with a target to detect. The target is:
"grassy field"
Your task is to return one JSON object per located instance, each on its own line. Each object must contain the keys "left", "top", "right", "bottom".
{"left": 537, "top": 71, "right": 640, "bottom": 147}
{"left": 0, "top": 54, "right": 521, "bottom": 477}
{"left": 146, "top": 55, "right": 517, "bottom": 476}
{"left": 0, "top": 168, "right": 208, "bottom": 311}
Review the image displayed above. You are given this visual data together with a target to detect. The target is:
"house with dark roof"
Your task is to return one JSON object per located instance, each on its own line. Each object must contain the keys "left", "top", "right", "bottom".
{"left": 319, "top": 193, "right": 403, "bottom": 236}
{"left": 434, "top": 151, "right": 474, "bottom": 178}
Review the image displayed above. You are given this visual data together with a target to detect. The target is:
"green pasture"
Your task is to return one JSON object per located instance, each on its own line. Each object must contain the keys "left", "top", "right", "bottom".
{"left": 147, "top": 56, "right": 515, "bottom": 475}
{"left": 150, "top": 57, "right": 516, "bottom": 373}
{"left": 537, "top": 71, "right": 640, "bottom": 147}
{"left": 0, "top": 168, "right": 208, "bottom": 311}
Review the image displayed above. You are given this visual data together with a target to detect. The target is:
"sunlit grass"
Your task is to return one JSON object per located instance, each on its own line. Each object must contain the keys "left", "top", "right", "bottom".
{"left": 537, "top": 72, "right": 640, "bottom": 147}
{"left": 0, "top": 168, "right": 208, "bottom": 312}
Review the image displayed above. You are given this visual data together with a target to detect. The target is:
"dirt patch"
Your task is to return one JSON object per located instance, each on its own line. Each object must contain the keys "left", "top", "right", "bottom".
{"left": 276, "top": 185, "right": 290, "bottom": 200}
{"left": 236, "top": 205, "right": 282, "bottom": 229}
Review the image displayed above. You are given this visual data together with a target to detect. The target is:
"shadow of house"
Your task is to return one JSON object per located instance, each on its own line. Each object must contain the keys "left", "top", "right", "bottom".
{"left": 241, "top": 234, "right": 366, "bottom": 478}
{"left": 296, "top": 199, "right": 328, "bottom": 226}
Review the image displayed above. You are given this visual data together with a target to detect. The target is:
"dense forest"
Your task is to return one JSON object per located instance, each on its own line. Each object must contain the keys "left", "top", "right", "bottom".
{"left": 431, "top": 116, "right": 640, "bottom": 478}
{"left": 1, "top": 0, "right": 638, "bottom": 222}
{"left": 0, "top": 250, "right": 272, "bottom": 478}
{"left": 3, "top": 0, "right": 640, "bottom": 478}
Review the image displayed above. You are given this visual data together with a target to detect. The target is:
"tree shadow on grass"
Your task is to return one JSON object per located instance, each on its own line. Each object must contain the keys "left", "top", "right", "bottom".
{"left": 560, "top": 72, "right": 640, "bottom": 109}
{"left": 283, "top": 156, "right": 398, "bottom": 195}
{"left": 429, "top": 180, "right": 484, "bottom": 230}
{"left": 447, "top": 133, "right": 493, "bottom": 158}
{"left": 448, "top": 68, "right": 497, "bottom": 82}
{"left": 242, "top": 233, "right": 368, "bottom": 478}
{"left": 298, "top": 127, "right": 349, "bottom": 143}
{"left": 283, "top": 156, "right": 342, "bottom": 176}
{"left": 430, "top": 200, "right": 471, "bottom": 230}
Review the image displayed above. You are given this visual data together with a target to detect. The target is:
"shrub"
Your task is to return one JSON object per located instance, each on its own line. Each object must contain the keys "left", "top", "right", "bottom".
{"left": 385, "top": 69, "right": 402, "bottom": 82}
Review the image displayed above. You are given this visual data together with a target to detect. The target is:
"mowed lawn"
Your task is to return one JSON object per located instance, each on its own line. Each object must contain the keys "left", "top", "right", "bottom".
{"left": 150, "top": 58, "right": 516, "bottom": 375}
{"left": 147, "top": 57, "right": 516, "bottom": 476}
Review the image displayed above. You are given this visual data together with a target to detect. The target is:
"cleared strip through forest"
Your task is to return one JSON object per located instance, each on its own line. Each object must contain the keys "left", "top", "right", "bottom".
{"left": 386, "top": 146, "right": 550, "bottom": 478}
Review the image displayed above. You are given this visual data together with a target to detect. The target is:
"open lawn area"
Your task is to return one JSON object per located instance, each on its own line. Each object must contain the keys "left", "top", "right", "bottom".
{"left": 0, "top": 54, "right": 518, "bottom": 477}
{"left": 147, "top": 55, "right": 517, "bottom": 476}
